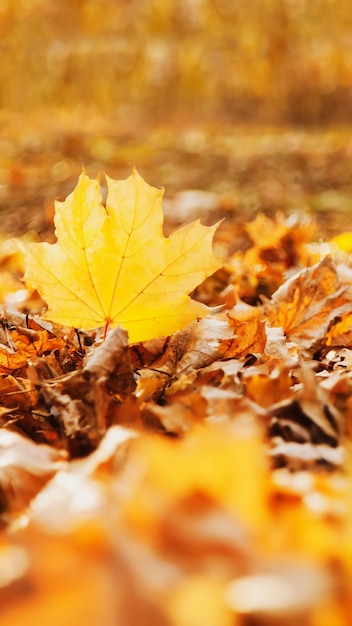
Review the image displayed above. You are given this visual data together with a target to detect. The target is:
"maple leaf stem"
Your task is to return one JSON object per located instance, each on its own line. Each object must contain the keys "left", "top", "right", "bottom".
{"left": 103, "top": 319, "right": 110, "bottom": 340}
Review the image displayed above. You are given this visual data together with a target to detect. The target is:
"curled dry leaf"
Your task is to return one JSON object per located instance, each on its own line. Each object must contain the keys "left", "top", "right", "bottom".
{"left": 219, "top": 315, "right": 267, "bottom": 359}
{"left": 325, "top": 310, "right": 352, "bottom": 348}
{"left": 296, "top": 365, "right": 342, "bottom": 440}
{"left": 262, "top": 255, "right": 352, "bottom": 355}
{"left": 320, "top": 370, "right": 352, "bottom": 430}
{"left": 42, "top": 326, "right": 135, "bottom": 456}
{"left": 0, "top": 324, "right": 68, "bottom": 374}
{"left": 129, "top": 318, "right": 231, "bottom": 409}
{"left": 19, "top": 168, "right": 221, "bottom": 342}
{"left": 131, "top": 318, "right": 231, "bottom": 376}
{"left": 0, "top": 374, "right": 39, "bottom": 411}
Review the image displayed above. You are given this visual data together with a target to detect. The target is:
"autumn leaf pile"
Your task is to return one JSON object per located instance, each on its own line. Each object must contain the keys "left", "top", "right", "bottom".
{"left": 1, "top": 169, "right": 352, "bottom": 625}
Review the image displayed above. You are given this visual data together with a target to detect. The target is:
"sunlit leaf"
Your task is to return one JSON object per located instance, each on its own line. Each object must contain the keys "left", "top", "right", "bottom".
{"left": 20, "top": 168, "right": 221, "bottom": 342}
{"left": 262, "top": 256, "right": 351, "bottom": 354}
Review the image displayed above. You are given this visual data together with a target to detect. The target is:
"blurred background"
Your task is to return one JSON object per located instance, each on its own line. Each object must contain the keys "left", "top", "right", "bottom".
{"left": 1, "top": 0, "right": 352, "bottom": 236}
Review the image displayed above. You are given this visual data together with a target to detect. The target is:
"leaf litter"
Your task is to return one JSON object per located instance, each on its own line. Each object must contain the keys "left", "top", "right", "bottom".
{"left": 1, "top": 170, "right": 352, "bottom": 624}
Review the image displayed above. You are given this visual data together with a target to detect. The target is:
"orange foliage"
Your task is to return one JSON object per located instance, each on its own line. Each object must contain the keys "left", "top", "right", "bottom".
{"left": 0, "top": 164, "right": 352, "bottom": 626}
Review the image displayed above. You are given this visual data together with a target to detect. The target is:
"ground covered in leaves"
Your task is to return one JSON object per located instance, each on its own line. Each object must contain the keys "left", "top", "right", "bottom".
{"left": 1, "top": 178, "right": 352, "bottom": 625}
{"left": 2, "top": 1, "right": 352, "bottom": 623}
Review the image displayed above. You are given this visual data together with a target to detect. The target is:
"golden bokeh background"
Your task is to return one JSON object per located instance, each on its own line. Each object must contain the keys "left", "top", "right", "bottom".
{"left": 2, "top": 0, "right": 352, "bottom": 124}
{"left": 1, "top": 0, "right": 352, "bottom": 236}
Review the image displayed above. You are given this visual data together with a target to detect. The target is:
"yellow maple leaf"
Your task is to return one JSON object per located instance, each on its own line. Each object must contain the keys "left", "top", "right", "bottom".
{"left": 20, "top": 168, "right": 221, "bottom": 342}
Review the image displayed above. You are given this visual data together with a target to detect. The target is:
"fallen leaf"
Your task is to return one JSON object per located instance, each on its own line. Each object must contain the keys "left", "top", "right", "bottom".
{"left": 262, "top": 256, "right": 352, "bottom": 355}
{"left": 130, "top": 318, "right": 231, "bottom": 400}
{"left": 267, "top": 365, "right": 344, "bottom": 471}
{"left": 0, "top": 325, "right": 68, "bottom": 374}
{"left": 244, "top": 364, "right": 294, "bottom": 409}
{"left": 0, "top": 374, "right": 39, "bottom": 410}
{"left": 42, "top": 326, "right": 134, "bottom": 456}
{"left": 296, "top": 365, "right": 342, "bottom": 440}
{"left": 325, "top": 311, "right": 352, "bottom": 348}
{"left": 219, "top": 315, "right": 267, "bottom": 359}
{"left": 20, "top": 168, "right": 221, "bottom": 341}
{"left": 320, "top": 371, "right": 352, "bottom": 434}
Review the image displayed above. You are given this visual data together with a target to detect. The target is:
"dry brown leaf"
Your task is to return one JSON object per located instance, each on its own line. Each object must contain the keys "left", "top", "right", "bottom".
{"left": 0, "top": 374, "right": 39, "bottom": 410}
{"left": 42, "top": 326, "right": 134, "bottom": 456}
{"left": 262, "top": 256, "right": 351, "bottom": 355}
{"left": 0, "top": 325, "right": 68, "bottom": 374}
{"left": 295, "top": 366, "right": 342, "bottom": 440}
{"left": 321, "top": 370, "right": 352, "bottom": 433}
{"left": 219, "top": 315, "right": 267, "bottom": 359}
{"left": 325, "top": 310, "right": 352, "bottom": 348}
{"left": 132, "top": 319, "right": 230, "bottom": 382}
